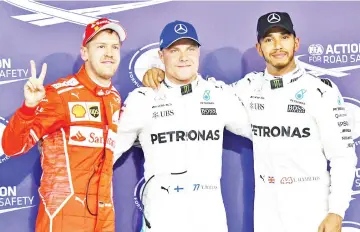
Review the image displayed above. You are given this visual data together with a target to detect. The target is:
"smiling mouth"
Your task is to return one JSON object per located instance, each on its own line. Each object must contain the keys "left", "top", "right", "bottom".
{"left": 272, "top": 53, "right": 287, "bottom": 59}
{"left": 177, "top": 65, "right": 191, "bottom": 68}
{"left": 102, "top": 61, "right": 114, "bottom": 64}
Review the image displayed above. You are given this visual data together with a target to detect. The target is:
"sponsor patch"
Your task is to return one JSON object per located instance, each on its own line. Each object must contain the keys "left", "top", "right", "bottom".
{"left": 52, "top": 77, "right": 79, "bottom": 89}
{"left": 201, "top": 108, "right": 217, "bottom": 115}
{"left": 287, "top": 104, "right": 305, "bottom": 113}
{"left": 68, "top": 126, "right": 116, "bottom": 151}
{"left": 68, "top": 102, "right": 101, "bottom": 122}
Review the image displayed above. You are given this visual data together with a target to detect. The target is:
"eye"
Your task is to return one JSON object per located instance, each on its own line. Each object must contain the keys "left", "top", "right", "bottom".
{"left": 113, "top": 45, "right": 120, "bottom": 50}
{"left": 170, "top": 49, "right": 178, "bottom": 53}
{"left": 98, "top": 45, "right": 105, "bottom": 49}
{"left": 282, "top": 35, "right": 290, "bottom": 40}
{"left": 264, "top": 38, "right": 272, "bottom": 43}
{"left": 188, "top": 47, "right": 196, "bottom": 51}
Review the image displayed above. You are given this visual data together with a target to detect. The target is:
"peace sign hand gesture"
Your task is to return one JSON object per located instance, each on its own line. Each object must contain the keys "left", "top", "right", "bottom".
{"left": 24, "top": 60, "right": 47, "bottom": 107}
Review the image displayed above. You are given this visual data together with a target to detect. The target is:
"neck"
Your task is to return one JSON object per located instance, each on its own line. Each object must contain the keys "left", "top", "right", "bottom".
{"left": 84, "top": 63, "right": 111, "bottom": 87}
{"left": 166, "top": 73, "right": 197, "bottom": 85}
{"left": 266, "top": 60, "right": 297, "bottom": 76}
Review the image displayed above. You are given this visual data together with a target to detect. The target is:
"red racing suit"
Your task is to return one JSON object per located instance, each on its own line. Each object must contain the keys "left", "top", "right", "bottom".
{"left": 2, "top": 65, "right": 121, "bottom": 232}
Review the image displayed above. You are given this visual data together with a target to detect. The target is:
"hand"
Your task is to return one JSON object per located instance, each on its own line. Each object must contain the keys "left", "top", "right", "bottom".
{"left": 318, "top": 213, "right": 343, "bottom": 232}
{"left": 24, "top": 60, "right": 47, "bottom": 107}
{"left": 142, "top": 67, "right": 165, "bottom": 89}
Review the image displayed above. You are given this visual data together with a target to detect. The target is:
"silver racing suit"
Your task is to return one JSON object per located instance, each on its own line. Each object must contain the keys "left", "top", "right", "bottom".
{"left": 214, "top": 64, "right": 357, "bottom": 232}
{"left": 114, "top": 75, "right": 251, "bottom": 232}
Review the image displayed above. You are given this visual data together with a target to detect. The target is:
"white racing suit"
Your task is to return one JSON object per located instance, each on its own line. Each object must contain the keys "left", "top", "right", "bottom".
{"left": 217, "top": 64, "right": 357, "bottom": 232}
{"left": 114, "top": 75, "right": 251, "bottom": 232}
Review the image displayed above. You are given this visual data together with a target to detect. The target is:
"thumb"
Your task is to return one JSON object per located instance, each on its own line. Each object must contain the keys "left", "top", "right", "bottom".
{"left": 318, "top": 222, "right": 325, "bottom": 232}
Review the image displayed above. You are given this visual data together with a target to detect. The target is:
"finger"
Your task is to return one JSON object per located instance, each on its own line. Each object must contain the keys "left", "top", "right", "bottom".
{"left": 28, "top": 78, "right": 38, "bottom": 89}
{"left": 318, "top": 223, "right": 323, "bottom": 232}
{"left": 156, "top": 69, "right": 165, "bottom": 88}
{"left": 30, "top": 60, "right": 36, "bottom": 78}
{"left": 157, "top": 68, "right": 165, "bottom": 78}
{"left": 154, "top": 71, "right": 161, "bottom": 87}
{"left": 25, "top": 80, "right": 36, "bottom": 92}
{"left": 29, "top": 77, "right": 42, "bottom": 91}
{"left": 142, "top": 73, "right": 149, "bottom": 87}
{"left": 38, "top": 63, "right": 47, "bottom": 84}
{"left": 318, "top": 223, "right": 325, "bottom": 232}
{"left": 148, "top": 73, "right": 157, "bottom": 89}
{"left": 329, "top": 225, "right": 340, "bottom": 232}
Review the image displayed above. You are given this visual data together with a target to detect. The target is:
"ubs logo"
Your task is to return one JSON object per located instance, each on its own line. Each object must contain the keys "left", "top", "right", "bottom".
{"left": 250, "top": 102, "right": 264, "bottom": 110}
{"left": 152, "top": 110, "right": 174, "bottom": 119}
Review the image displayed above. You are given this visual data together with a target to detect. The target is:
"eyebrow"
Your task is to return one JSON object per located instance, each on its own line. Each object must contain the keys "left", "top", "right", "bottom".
{"left": 263, "top": 32, "right": 291, "bottom": 39}
{"left": 279, "top": 31, "right": 291, "bottom": 35}
{"left": 94, "top": 42, "right": 120, "bottom": 45}
{"left": 168, "top": 44, "right": 198, "bottom": 50}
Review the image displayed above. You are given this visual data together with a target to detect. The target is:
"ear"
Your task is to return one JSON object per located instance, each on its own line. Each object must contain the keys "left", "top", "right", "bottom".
{"left": 256, "top": 43, "right": 264, "bottom": 57}
{"left": 80, "top": 46, "right": 88, "bottom": 62}
{"left": 294, "top": 37, "right": 300, "bottom": 52}
{"left": 158, "top": 50, "right": 165, "bottom": 64}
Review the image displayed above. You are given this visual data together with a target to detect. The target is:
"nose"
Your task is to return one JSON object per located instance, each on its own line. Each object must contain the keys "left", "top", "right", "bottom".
{"left": 274, "top": 38, "right": 283, "bottom": 50}
{"left": 179, "top": 51, "right": 189, "bottom": 62}
{"left": 105, "top": 46, "right": 113, "bottom": 58}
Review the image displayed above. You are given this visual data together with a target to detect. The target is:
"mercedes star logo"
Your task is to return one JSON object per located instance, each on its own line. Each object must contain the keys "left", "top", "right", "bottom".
{"left": 267, "top": 13, "right": 281, "bottom": 23}
{"left": 174, "top": 24, "right": 188, "bottom": 34}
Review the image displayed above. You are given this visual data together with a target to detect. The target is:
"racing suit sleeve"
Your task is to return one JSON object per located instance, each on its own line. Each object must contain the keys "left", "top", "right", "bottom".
{"left": 223, "top": 88, "right": 252, "bottom": 140}
{"left": 316, "top": 83, "right": 357, "bottom": 218}
{"left": 114, "top": 90, "right": 146, "bottom": 163}
{"left": 2, "top": 87, "right": 66, "bottom": 156}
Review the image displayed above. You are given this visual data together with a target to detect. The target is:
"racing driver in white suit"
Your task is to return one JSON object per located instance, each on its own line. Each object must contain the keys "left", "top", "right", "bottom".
{"left": 142, "top": 12, "right": 357, "bottom": 232}
{"left": 114, "top": 20, "right": 251, "bottom": 232}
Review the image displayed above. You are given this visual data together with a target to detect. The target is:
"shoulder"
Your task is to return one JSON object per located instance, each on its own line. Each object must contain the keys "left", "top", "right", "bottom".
{"left": 46, "top": 75, "right": 81, "bottom": 92}
{"left": 124, "top": 87, "right": 155, "bottom": 104}
{"left": 202, "top": 72, "right": 260, "bottom": 90}
{"left": 304, "top": 72, "right": 338, "bottom": 91}
{"left": 119, "top": 88, "right": 152, "bottom": 116}
{"left": 110, "top": 86, "right": 120, "bottom": 96}
{"left": 231, "top": 71, "right": 264, "bottom": 88}
{"left": 200, "top": 79, "right": 243, "bottom": 105}
{"left": 243, "top": 71, "right": 264, "bottom": 80}
{"left": 201, "top": 78, "right": 237, "bottom": 99}
{"left": 130, "top": 87, "right": 155, "bottom": 97}
{"left": 201, "top": 78, "right": 226, "bottom": 90}
{"left": 243, "top": 71, "right": 264, "bottom": 81}
{"left": 36, "top": 76, "right": 78, "bottom": 102}
{"left": 302, "top": 72, "right": 342, "bottom": 101}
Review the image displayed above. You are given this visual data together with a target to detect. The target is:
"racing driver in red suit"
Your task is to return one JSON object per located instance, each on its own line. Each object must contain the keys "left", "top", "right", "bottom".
{"left": 1, "top": 18, "right": 126, "bottom": 232}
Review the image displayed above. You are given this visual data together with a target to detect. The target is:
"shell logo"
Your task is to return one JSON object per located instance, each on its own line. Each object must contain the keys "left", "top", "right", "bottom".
{"left": 72, "top": 105, "right": 86, "bottom": 118}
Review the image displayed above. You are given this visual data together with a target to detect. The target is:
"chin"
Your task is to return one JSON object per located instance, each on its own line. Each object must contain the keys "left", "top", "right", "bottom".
{"left": 177, "top": 77, "right": 194, "bottom": 83}
{"left": 272, "top": 60, "right": 291, "bottom": 69}
{"left": 177, "top": 72, "right": 196, "bottom": 80}
{"left": 100, "top": 72, "right": 115, "bottom": 80}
